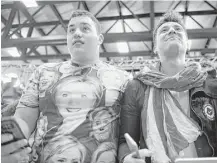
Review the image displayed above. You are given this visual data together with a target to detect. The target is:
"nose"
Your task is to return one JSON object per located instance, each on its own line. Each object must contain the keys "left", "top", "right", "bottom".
{"left": 168, "top": 27, "right": 176, "bottom": 34}
{"left": 74, "top": 28, "right": 82, "bottom": 39}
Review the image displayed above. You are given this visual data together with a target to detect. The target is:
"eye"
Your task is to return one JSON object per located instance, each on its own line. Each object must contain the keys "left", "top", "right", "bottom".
{"left": 161, "top": 28, "right": 167, "bottom": 33}
{"left": 62, "top": 93, "right": 68, "bottom": 97}
{"left": 69, "top": 28, "right": 75, "bottom": 33}
{"left": 103, "top": 119, "right": 109, "bottom": 124}
{"left": 175, "top": 27, "right": 182, "bottom": 31}
{"left": 95, "top": 121, "right": 100, "bottom": 126}
{"left": 83, "top": 26, "right": 90, "bottom": 32}
{"left": 81, "top": 94, "right": 87, "bottom": 98}
{"left": 57, "top": 158, "right": 66, "bottom": 162}
{"left": 72, "top": 159, "right": 80, "bottom": 163}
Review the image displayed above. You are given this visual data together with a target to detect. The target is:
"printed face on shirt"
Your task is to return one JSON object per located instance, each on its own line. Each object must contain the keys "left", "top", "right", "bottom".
{"left": 54, "top": 80, "right": 97, "bottom": 117}
{"left": 96, "top": 150, "right": 116, "bottom": 163}
{"left": 155, "top": 22, "right": 188, "bottom": 59}
{"left": 92, "top": 111, "right": 112, "bottom": 142}
{"left": 100, "top": 70, "right": 122, "bottom": 89}
{"left": 39, "top": 70, "right": 57, "bottom": 92}
{"left": 48, "top": 146, "right": 82, "bottom": 163}
{"left": 99, "top": 70, "right": 123, "bottom": 106}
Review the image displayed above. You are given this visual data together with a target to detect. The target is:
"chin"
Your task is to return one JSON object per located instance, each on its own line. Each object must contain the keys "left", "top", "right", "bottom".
{"left": 71, "top": 48, "right": 85, "bottom": 53}
{"left": 166, "top": 43, "right": 182, "bottom": 53}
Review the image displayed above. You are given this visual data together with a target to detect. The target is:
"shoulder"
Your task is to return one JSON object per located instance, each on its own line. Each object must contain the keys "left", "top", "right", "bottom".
{"left": 204, "top": 69, "right": 217, "bottom": 98}
{"left": 191, "top": 68, "right": 217, "bottom": 98}
{"left": 125, "top": 78, "right": 147, "bottom": 93}
{"left": 37, "top": 62, "right": 63, "bottom": 71}
{"left": 98, "top": 61, "right": 132, "bottom": 84}
{"left": 99, "top": 61, "right": 131, "bottom": 76}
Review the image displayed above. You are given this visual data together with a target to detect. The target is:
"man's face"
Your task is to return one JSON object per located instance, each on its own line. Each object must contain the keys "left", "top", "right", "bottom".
{"left": 155, "top": 22, "right": 188, "bottom": 59}
{"left": 67, "top": 16, "right": 103, "bottom": 62}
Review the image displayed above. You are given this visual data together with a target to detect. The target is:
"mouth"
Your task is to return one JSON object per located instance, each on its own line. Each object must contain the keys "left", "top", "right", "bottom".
{"left": 165, "top": 35, "right": 180, "bottom": 41}
{"left": 66, "top": 108, "right": 81, "bottom": 112}
{"left": 72, "top": 40, "right": 84, "bottom": 45}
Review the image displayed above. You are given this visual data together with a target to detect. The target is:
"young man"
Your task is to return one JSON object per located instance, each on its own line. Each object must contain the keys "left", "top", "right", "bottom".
{"left": 2, "top": 10, "right": 130, "bottom": 163}
{"left": 118, "top": 11, "right": 217, "bottom": 163}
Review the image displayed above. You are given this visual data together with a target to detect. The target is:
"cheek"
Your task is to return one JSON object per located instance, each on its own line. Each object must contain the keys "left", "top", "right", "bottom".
{"left": 85, "top": 35, "right": 99, "bottom": 46}
{"left": 67, "top": 36, "right": 73, "bottom": 46}
{"left": 55, "top": 95, "right": 68, "bottom": 105}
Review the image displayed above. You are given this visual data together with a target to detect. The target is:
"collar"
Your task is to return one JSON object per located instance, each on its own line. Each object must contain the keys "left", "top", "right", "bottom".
{"left": 67, "top": 60, "right": 103, "bottom": 69}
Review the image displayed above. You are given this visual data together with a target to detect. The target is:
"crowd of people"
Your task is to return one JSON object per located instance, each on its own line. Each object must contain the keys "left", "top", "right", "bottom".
{"left": 1, "top": 9, "right": 217, "bottom": 163}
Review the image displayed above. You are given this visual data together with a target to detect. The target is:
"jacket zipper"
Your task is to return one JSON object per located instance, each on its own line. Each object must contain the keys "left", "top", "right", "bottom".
{"left": 190, "top": 102, "right": 215, "bottom": 156}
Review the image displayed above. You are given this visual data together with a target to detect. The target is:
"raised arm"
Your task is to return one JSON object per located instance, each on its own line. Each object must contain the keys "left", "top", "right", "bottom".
{"left": 15, "top": 67, "right": 41, "bottom": 137}
{"left": 1, "top": 67, "right": 40, "bottom": 163}
{"left": 118, "top": 79, "right": 146, "bottom": 162}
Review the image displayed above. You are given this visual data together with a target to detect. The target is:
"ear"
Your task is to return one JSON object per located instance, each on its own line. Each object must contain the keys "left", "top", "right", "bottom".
{"left": 187, "top": 39, "right": 191, "bottom": 51}
{"left": 98, "top": 34, "right": 104, "bottom": 45}
{"left": 153, "top": 45, "right": 157, "bottom": 55}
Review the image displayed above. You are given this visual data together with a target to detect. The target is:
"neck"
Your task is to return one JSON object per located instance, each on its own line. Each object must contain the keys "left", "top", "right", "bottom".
{"left": 160, "top": 57, "right": 185, "bottom": 76}
{"left": 70, "top": 50, "right": 100, "bottom": 66}
{"left": 71, "top": 58, "right": 100, "bottom": 66}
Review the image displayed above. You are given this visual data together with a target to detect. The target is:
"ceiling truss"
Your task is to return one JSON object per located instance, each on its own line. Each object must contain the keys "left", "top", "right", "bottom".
{"left": 1, "top": 1, "right": 217, "bottom": 62}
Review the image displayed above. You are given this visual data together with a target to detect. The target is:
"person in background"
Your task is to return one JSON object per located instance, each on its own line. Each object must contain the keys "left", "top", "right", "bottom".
{"left": 1, "top": 10, "right": 130, "bottom": 163}
{"left": 118, "top": 10, "right": 217, "bottom": 163}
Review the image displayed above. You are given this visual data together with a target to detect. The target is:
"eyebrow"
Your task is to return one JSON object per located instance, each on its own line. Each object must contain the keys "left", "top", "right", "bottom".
{"left": 160, "top": 26, "right": 169, "bottom": 31}
{"left": 160, "top": 24, "right": 182, "bottom": 30}
{"left": 68, "top": 23, "right": 91, "bottom": 28}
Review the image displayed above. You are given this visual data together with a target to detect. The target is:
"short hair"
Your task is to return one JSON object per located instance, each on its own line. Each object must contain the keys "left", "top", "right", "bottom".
{"left": 69, "top": 10, "right": 101, "bottom": 34}
{"left": 91, "top": 142, "right": 117, "bottom": 163}
{"left": 44, "top": 136, "right": 87, "bottom": 163}
{"left": 153, "top": 10, "right": 187, "bottom": 46}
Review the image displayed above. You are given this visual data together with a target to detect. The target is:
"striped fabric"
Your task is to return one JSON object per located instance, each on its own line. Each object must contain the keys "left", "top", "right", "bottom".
{"left": 137, "top": 62, "right": 207, "bottom": 163}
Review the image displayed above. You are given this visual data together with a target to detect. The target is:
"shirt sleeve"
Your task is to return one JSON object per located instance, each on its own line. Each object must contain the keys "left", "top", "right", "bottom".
{"left": 17, "top": 67, "right": 40, "bottom": 109}
{"left": 118, "top": 79, "right": 146, "bottom": 162}
{"left": 15, "top": 67, "right": 40, "bottom": 135}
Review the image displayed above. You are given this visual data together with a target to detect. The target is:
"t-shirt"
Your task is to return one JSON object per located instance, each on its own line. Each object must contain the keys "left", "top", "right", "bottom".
{"left": 17, "top": 61, "right": 130, "bottom": 163}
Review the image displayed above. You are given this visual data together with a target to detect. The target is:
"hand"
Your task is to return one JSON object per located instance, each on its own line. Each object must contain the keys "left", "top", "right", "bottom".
{"left": 123, "top": 149, "right": 152, "bottom": 163}
{"left": 1, "top": 133, "right": 31, "bottom": 163}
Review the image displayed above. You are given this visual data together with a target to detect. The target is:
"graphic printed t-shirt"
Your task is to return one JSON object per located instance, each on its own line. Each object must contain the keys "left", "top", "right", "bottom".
{"left": 17, "top": 61, "right": 130, "bottom": 163}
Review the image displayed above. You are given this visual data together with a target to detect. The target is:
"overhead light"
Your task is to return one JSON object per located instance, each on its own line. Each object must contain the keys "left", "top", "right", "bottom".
{"left": 1, "top": 77, "right": 11, "bottom": 83}
{"left": 6, "top": 47, "right": 21, "bottom": 57}
{"left": 14, "top": 79, "right": 21, "bottom": 87}
{"left": 5, "top": 73, "right": 18, "bottom": 78}
{"left": 117, "top": 42, "right": 129, "bottom": 53}
{"left": 21, "top": 0, "right": 38, "bottom": 8}
{"left": 187, "top": 40, "right": 192, "bottom": 49}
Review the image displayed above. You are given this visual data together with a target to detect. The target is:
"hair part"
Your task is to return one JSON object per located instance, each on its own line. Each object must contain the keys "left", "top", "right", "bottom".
{"left": 153, "top": 10, "right": 187, "bottom": 49}
{"left": 69, "top": 10, "right": 102, "bottom": 34}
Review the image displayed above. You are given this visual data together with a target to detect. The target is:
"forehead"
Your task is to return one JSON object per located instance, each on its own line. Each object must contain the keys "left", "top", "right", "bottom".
{"left": 94, "top": 111, "right": 110, "bottom": 119}
{"left": 68, "top": 16, "right": 95, "bottom": 27}
{"left": 158, "top": 22, "right": 184, "bottom": 31}
{"left": 57, "top": 81, "right": 90, "bottom": 89}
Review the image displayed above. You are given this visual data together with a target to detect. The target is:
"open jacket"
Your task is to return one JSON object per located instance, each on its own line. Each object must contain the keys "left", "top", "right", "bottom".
{"left": 118, "top": 70, "right": 217, "bottom": 163}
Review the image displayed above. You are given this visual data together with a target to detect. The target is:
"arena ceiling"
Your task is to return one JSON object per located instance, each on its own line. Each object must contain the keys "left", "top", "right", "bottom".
{"left": 1, "top": 0, "right": 217, "bottom": 65}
